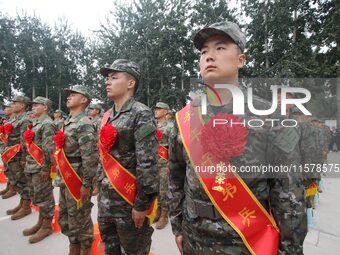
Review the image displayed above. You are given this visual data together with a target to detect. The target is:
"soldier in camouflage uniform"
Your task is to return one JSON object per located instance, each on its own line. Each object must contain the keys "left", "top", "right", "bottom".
{"left": 168, "top": 21, "right": 308, "bottom": 255}
{"left": 53, "top": 109, "right": 65, "bottom": 130}
{"left": 3, "top": 96, "right": 32, "bottom": 220}
{"left": 98, "top": 59, "right": 159, "bottom": 255}
{"left": 22, "top": 97, "right": 56, "bottom": 243}
{"left": 152, "top": 102, "right": 174, "bottom": 229}
{"left": 88, "top": 103, "right": 103, "bottom": 136}
{"left": 0, "top": 102, "right": 17, "bottom": 198}
{"left": 56, "top": 85, "right": 98, "bottom": 255}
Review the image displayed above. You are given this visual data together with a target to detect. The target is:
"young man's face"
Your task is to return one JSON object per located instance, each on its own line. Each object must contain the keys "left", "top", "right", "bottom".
{"left": 32, "top": 103, "right": 47, "bottom": 118}
{"left": 154, "top": 108, "right": 167, "bottom": 119}
{"left": 199, "top": 34, "right": 245, "bottom": 85}
{"left": 11, "top": 101, "right": 25, "bottom": 114}
{"left": 89, "top": 108, "right": 100, "bottom": 118}
{"left": 105, "top": 71, "right": 135, "bottom": 100}
{"left": 4, "top": 106, "right": 13, "bottom": 117}
{"left": 66, "top": 93, "right": 88, "bottom": 109}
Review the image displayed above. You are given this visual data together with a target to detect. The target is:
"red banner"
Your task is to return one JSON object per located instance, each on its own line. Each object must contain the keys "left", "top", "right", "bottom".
{"left": 1, "top": 144, "right": 21, "bottom": 164}
{"left": 26, "top": 143, "right": 44, "bottom": 166}
{"left": 0, "top": 133, "right": 7, "bottom": 144}
{"left": 176, "top": 104, "right": 279, "bottom": 255}
{"left": 54, "top": 148, "right": 83, "bottom": 208}
{"left": 158, "top": 145, "right": 169, "bottom": 161}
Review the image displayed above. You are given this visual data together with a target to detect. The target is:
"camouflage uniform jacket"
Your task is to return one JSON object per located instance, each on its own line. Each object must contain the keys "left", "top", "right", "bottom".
{"left": 24, "top": 114, "right": 57, "bottom": 173}
{"left": 168, "top": 96, "right": 308, "bottom": 254}
{"left": 98, "top": 97, "right": 158, "bottom": 216}
{"left": 56, "top": 111, "right": 98, "bottom": 188}
{"left": 5, "top": 112, "right": 31, "bottom": 162}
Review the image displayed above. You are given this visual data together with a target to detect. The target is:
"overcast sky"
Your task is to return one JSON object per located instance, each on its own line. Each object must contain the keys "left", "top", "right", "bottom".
{"left": 0, "top": 0, "right": 117, "bottom": 35}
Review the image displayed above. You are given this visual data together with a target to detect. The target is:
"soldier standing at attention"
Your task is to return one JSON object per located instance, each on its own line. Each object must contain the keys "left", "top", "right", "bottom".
{"left": 22, "top": 97, "right": 56, "bottom": 243}
{"left": 54, "top": 85, "right": 98, "bottom": 255}
{"left": 53, "top": 109, "right": 64, "bottom": 130}
{"left": 153, "top": 102, "right": 174, "bottom": 229}
{"left": 88, "top": 103, "right": 103, "bottom": 196}
{"left": 88, "top": 103, "right": 103, "bottom": 135}
{"left": 2, "top": 96, "right": 32, "bottom": 220}
{"left": 0, "top": 102, "right": 17, "bottom": 198}
{"left": 168, "top": 21, "right": 307, "bottom": 255}
{"left": 97, "top": 59, "right": 159, "bottom": 255}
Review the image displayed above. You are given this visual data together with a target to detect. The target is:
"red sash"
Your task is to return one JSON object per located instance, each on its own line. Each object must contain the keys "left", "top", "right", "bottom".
{"left": 1, "top": 144, "right": 21, "bottom": 164}
{"left": 0, "top": 133, "right": 7, "bottom": 144}
{"left": 26, "top": 143, "right": 44, "bottom": 166}
{"left": 99, "top": 110, "right": 158, "bottom": 223}
{"left": 176, "top": 104, "right": 279, "bottom": 255}
{"left": 54, "top": 128, "right": 83, "bottom": 208}
{"left": 158, "top": 145, "right": 169, "bottom": 161}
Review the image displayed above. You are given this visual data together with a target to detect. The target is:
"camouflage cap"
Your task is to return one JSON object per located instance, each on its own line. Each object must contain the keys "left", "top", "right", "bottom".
{"left": 30, "top": 96, "right": 53, "bottom": 109}
{"left": 193, "top": 21, "right": 246, "bottom": 52}
{"left": 11, "top": 95, "right": 30, "bottom": 105}
{"left": 152, "top": 102, "right": 170, "bottom": 110}
{"left": 100, "top": 59, "right": 141, "bottom": 83}
{"left": 88, "top": 103, "right": 103, "bottom": 111}
{"left": 64, "top": 85, "right": 92, "bottom": 101}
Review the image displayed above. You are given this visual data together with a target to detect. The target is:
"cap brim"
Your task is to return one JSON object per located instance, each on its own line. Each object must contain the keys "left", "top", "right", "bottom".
{"left": 193, "top": 27, "right": 232, "bottom": 50}
{"left": 100, "top": 67, "right": 124, "bottom": 77}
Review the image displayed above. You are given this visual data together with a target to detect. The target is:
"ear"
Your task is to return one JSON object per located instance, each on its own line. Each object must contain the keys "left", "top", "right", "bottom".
{"left": 127, "top": 79, "right": 136, "bottom": 90}
{"left": 238, "top": 53, "right": 246, "bottom": 69}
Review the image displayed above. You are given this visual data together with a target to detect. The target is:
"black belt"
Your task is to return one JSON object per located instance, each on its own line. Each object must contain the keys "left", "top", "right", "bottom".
{"left": 186, "top": 196, "right": 222, "bottom": 220}
{"left": 67, "top": 157, "right": 82, "bottom": 164}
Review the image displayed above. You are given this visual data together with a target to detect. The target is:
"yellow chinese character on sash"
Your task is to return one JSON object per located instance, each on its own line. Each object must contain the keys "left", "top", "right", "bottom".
{"left": 212, "top": 182, "right": 237, "bottom": 202}
{"left": 190, "top": 128, "right": 201, "bottom": 142}
{"left": 215, "top": 171, "right": 226, "bottom": 185}
{"left": 64, "top": 171, "right": 72, "bottom": 179}
{"left": 124, "top": 183, "right": 135, "bottom": 194}
{"left": 238, "top": 207, "right": 257, "bottom": 227}
{"left": 112, "top": 167, "right": 120, "bottom": 179}
{"left": 202, "top": 152, "right": 214, "bottom": 166}
{"left": 184, "top": 111, "right": 190, "bottom": 123}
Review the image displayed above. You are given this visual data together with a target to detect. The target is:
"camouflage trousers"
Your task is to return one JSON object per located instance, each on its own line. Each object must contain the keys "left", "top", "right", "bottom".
{"left": 158, "top": 163, "right": 169, "bottom": 209}
{"left": 7, "top": 158, "right": 30, "bottom": 199}
{"left": 58, "top": 187, "right": 94, "bottom": 248}
{"left": 25, "top": 172, "right": 55, "bottom": 218}
{"left": 181, "top": 213, "right": 250, "bottom": 255}
{"left": 98, "top": 216, "right": 154, "bottom": 255}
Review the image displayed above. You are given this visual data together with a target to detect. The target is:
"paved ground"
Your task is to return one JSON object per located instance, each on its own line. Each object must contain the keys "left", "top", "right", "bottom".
{"left": 0, "top": 152, "right": 340, "bottom": 254}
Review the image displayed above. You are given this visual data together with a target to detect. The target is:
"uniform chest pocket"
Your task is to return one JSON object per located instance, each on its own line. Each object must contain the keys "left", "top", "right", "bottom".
{"left": 115, "top": 124, "right": 135, "bottom": 154}
{"left": 64, "top": 124, "right": 79, "bottom": 153}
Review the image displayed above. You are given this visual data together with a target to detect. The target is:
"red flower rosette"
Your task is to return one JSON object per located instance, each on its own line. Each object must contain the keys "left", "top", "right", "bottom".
{"left": 200, "top": 113, "right": 249, "bottom": 161}
{"left": 24, "top": 124, "right": 35, "bottom": 144}
{"left": 0, "top": 125, "right": 4, "bottom": 133}
{"left": 54, "top": 130, "right": 65, "bottom": 149}
{"left": 4, "top": 123, "right": 13, "bottom": 135}
{"left": 156, "top": 128, "right": 163, "bottom": 141}
{"left": 99, "top": 124, "right": 118, "bottom": 152}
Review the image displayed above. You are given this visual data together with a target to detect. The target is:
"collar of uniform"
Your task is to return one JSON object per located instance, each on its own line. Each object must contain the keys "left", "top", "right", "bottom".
{"left": 34, "top": 114, "right": 49, "bottom": 125}
{"left": 16, "top": 112, "right": 27, "bottom": 120}
{"left": 66, "top": 111, "right": 86, "bottom": 124}
{"left": 111, "top": 97, "right": 135, "bottom": 117}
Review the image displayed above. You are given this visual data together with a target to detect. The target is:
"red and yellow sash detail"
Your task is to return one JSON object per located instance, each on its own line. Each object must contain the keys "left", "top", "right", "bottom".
{"left": 176, "top": 104, "right": 279, "bottom": 255}
{"left": 99, "top": 111, "right": 158, "bottom": 224}
{"left": 158, "top": 145, "right": 169, "bottom": 161}
{"left": 0, "top": 133, "right": 7, "bottom": 144}
{"left": 1, "top": 144, "right": 21, "bottom": 164}
{"left": 26, "top": 143, "right": 44, "bottom": 166}
{"left": 54, "top": 148, "right": 83, "bottom": 208}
